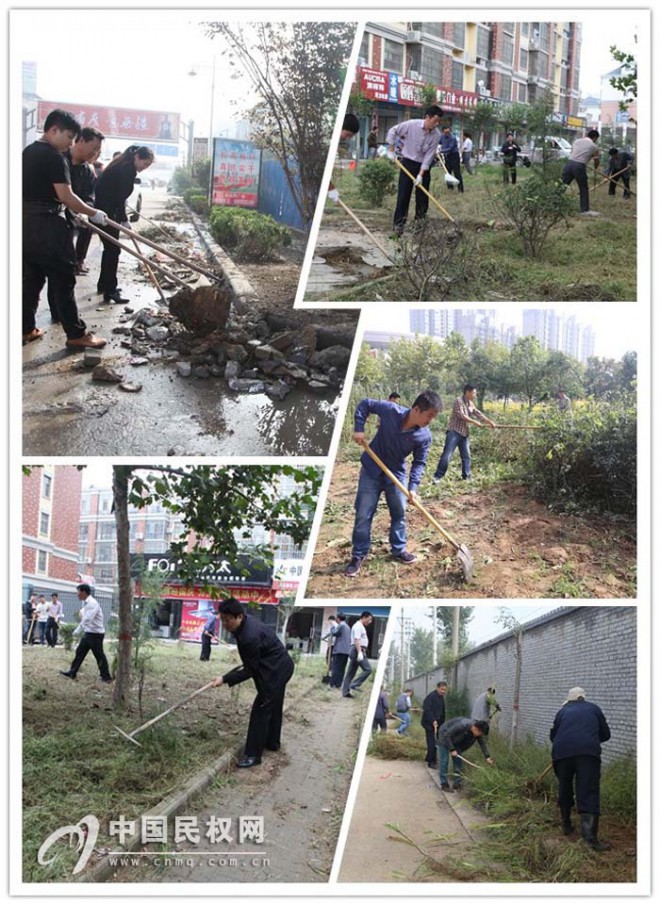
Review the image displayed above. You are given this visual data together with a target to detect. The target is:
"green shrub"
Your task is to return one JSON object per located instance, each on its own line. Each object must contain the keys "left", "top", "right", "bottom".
{"left": 357, "top": 158, "right": 397, "bottom": 207}
{"left": 186, "top": 193, "right": 210, "bottom": 216}
{"left": 170, "top": 167, "right": 194, "bottom": 195}
{"left": 208, "top": 207, "right": 291, "bottom": 261}
{"left": 493, "top": 173, "right": 573, "bottom": 258}
{"left": 58, "top": 623, "right": 76, "bottom": 652}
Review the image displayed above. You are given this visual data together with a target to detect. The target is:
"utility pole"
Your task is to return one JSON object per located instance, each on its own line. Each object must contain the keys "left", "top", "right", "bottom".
{"left": 431, "top": 605, "right": 437, "bottom": 666}
{"left": 451, "top": 606, "right": 461, "bottom": 689}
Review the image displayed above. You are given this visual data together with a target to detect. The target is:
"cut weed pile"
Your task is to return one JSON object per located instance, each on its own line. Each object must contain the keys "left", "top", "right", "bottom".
{"left": 371, "top": 730, "right": 635, "bottom": 884}
{"left": 308, "top": 166, "right": 636, "bottom": 302}
{"left": 22, "top": 643, "right": 327, "bottom": 882}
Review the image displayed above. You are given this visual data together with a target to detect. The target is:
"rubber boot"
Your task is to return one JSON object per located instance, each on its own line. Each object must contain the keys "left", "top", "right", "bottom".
{"left": 560, "top": 806, "right": 574, "bottom": 835}
{"left": 580, "top": 813, "right": 611, "bottom": 851}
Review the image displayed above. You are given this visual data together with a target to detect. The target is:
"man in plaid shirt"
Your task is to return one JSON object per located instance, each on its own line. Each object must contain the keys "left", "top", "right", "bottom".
{"left": 432, "top": 384, "right": 495, "bottom": 483}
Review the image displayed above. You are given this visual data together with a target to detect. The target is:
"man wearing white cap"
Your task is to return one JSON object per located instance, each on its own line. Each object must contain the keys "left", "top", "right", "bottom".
{"left": 550, "top": 686, "right": 611, "bottom": 850}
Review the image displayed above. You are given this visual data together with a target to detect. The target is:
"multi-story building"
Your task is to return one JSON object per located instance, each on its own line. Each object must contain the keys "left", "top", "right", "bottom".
{"left": 22, "top": 466, "right": 91, "bottom": 618}
{"left": 355, "top": 21, "right": 584, "bottom": 152}
{"left": 522, "top": 309, "right": 596, "bottom": 363}
{"left": 409, "top": 308, "right": 516, "bottom": 347}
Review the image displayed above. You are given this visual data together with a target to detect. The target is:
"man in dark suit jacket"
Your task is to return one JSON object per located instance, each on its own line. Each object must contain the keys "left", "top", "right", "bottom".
{"left": 421, "top": 680, "right": 447, "bottom": 767}
{"left": 212, "top": 598, "right": 295, "bottom": 768}
{"left": 330, "top": 614, "right": 352, "bottom": 688}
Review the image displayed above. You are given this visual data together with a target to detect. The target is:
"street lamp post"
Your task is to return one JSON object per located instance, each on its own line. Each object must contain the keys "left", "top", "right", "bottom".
{"left": 188, "top": 56, "right": 217, "bottom": 160}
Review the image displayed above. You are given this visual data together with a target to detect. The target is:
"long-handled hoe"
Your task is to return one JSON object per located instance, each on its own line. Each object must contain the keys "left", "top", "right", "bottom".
{"left": 114, "top": 680, "right": 216, "bottom": 747}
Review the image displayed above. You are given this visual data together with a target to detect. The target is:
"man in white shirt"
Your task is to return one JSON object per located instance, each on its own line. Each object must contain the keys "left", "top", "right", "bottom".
{"left": 462, "top": 132, "right": 474, "bottom": 174}
{"left": 342, "top": 611, "right": 373, "bottom": 698}
{"left": 60, "top": 583, "right": 112, "bottom": 682}
{"left": 36, "top": 595, "right": 49, "bottom": 645}
{"left": 45, "top": 593, "right": 63, "bottom": 648}
{"left": 562, "top": 130, "right": 601, "bottom": 215}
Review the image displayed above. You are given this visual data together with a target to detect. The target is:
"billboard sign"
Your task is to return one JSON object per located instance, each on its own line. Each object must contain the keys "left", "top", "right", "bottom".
{"left": 37, "top": 100, "right": 180, "bottom": 142}
{"left": 134, "top": 552, "right": 273, "bottom": 588}
{"left": 211, "top": 138, "right": 261, "bottom": 208}
{"left": 359, "top": 66, "right": 390, "bottom": 103}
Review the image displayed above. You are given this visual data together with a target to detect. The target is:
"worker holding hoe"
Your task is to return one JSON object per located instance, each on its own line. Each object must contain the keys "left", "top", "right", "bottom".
{"left": 344, "top": 390, "right": 442, "bottom": 578}
{"left": 432, "top": 383, "right": 495, "bottom": 484}
{"left": 437, "top": 716, "right": 494, "bottom": 792}
{"left": 212, "top": 598, "right": 295, "bottom": 769}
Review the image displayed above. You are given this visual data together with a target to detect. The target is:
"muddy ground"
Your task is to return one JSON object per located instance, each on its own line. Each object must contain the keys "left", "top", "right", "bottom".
{"left": 305, "top": 461, "right": 636, "bottom": 599}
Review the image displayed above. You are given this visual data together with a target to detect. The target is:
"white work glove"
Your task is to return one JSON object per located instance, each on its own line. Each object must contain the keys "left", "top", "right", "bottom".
{"left": 377, "top": 145, "right": 388, "bottom": 158}
{"left": 387, "top": 149, "right": 397, "bottom": 162}
{"left": 328, "top": 188, "right": 340, "bottom": 203}
{"left": 357, "top": 651, "right": 364, "bottom": 663}
{"left": 414, "top": 173, "right": 423, "bottom": 186}
{"left": 89, "top": 209, "right": 107, "bottom": 226}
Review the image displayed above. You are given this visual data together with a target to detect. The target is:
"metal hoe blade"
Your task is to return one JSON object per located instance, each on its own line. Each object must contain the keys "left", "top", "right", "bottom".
{"left": 115, "top": 726, "right": 142, "bottom": 747}
{"left": 457, "top": 544, "right": 474, "bottom": 582}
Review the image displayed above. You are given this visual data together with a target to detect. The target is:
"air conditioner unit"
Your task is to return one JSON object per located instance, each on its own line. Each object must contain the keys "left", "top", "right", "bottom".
{"left": 406, "top": 30, "right": 422, "bottom": 43}
{"left": 409, "top": 70, "right": 421, "bottom": 80}
{"left": 136, "top": 533, "right": 144, "bottom": 540}
{"left": 527, "top": 75, "right": 539, "bottom": 85}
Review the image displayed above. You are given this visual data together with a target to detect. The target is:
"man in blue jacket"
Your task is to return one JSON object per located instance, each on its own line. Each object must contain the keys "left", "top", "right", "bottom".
{"left": 344, "top": 390, "right": 442, "bottom": 577}
{"left": 550, "top": 686, "right": 611, "bottom": 850}
{"left": 212, "top": 598, "right": 295, "bottom": 768}
{"left": 439, "top": 126, "right": 464, "bottom": 192}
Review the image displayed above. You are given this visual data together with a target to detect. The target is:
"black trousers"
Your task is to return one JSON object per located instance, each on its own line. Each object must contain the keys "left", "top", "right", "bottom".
{"left": 200, "top": 634, "right": 212, "bottom": 661}
{"left": 23, "top": 211, "right": 87, "bottom": 338}
{"left": 244, "top": 659, "right": 295, "bottom": 758}
{"left": 330, "top": 652, "right": 349, "bottom": 688}
{"left": 554, "top": 755, "right": 601, "bottom": 814}
{"left": 393, "top": 158, "right": 431, "bottom": 233}
{"left": 97, "top": 224, "right": 121, "bottom": 294}
{"left": 562, "top": 160, "right": 590, "bottom": 212}
{"left": 76, "top": 224, "right": 93, "bottom": 263}
{"left": 502, "top": 160, "right": 517, "bottom": 185}
{"left": 423, "top": 725, "right": 438, "bottom": 764}
{"left": 373, "top": 715, "right": 387, "bottom": 732}
{"left": 608, "top": 171, "right": 631, "bottom": 198}
{"left": 45, "top": 617, "right": 59, "bottom": 648}
{"left": 444, "top": 152, "right": 464, "bottom": 191}
{"left": 69, "top": 632, "right": 112, "bottom": 680}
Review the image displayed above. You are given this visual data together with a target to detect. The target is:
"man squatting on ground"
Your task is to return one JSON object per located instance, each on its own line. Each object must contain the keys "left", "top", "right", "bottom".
{"left": 342, "top": 611, "right": 373, "bottom": 698}
{"left": 437, "top": 716, "right": 494, "bottom": 791}
{"left": 561, "top": 129, "right": 600, "bottom": 215}
{"left": 327, "top": 113, "right": 360, "bottom": 203}
{"left": 432, "top": 384, "right": 495, "bottom": 483}
{"left": 23, "top": 108, "right": 109, "bottom": 349}
{"left": 421, "top": 680, "right": 448, "bottom": 767}
{"left": 550, "top": 686, "right": 611, "bottom": 850}
{"left": 383, "top": 105, "right": 443, "bottom": 236}
{"left": 345, "top": 391, "right": 442, "bottom": 578}
{"left": 60, "top": 584, "right": 112, "bottom": 682}
{"left": 212, "top": 598, "right": 295, "bottom": 769}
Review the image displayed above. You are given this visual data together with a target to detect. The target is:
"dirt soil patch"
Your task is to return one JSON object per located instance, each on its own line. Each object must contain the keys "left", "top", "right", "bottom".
{"left": 305, "top": 461, "right": 636, "bottom": 599}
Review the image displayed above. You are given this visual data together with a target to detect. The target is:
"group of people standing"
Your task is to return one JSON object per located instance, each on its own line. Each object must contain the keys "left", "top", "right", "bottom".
{"left": 323, "top": 611, "right": 374, "bottom": 698}
{"left": 23, "top": 593, "right": 63, "bottom": 646}
{"left": 22, "top": 107, "right": 154, "bottom": 349}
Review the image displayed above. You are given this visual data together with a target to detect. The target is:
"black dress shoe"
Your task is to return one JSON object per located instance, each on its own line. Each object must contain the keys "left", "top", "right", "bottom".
{"left": 104, "top": 290, "right": 130, "bottom": 304}
{"left": 237, "top": 756, "right": 262, "bottom": 769}
{"left": 59, "top": 670, "right": 75, "bottom": 679}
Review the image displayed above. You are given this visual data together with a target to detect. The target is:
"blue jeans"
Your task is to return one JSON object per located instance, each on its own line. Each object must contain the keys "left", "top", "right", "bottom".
{"left": 352, "top": 468, "right": 408, "bottom": 558}
{"left": 434, "top": 430, "right": 471, "bottom": 480}
{"left": 439, "top": 746, "right": 463, "bottom": 786}
{"left": 396, "top": 711, "right": 412, "bottom": 735}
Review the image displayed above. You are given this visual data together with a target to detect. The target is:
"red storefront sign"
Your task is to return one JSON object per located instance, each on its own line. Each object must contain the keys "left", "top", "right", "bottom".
{"left": 359, "top": 66, "right": 390, "bottom": 102}
{"left": 179, "top": 600, "right": 218, "bottom": 643}
{"left": 37, "top": 100, "right": 180, "bottom": 142}
{"left": 397, "top": 77, "right": 427, "bottom": 107}
{"left": 162, "top": 585, "right": 279, "bottom": 605}
{"left": 435, "top": 88, "right": 480, "bottom": 113}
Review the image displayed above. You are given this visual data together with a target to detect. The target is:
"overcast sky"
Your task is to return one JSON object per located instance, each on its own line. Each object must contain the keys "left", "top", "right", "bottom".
{"left": 399, "top": 603, "right": 561, "bottom": 647}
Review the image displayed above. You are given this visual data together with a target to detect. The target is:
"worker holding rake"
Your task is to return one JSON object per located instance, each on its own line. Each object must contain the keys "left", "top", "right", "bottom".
{"left": 344, "top": 390, "right": 442, "bottom": 578}
{"left": 432, "top": 384, "right": 495, "bottom": 484}
{"left": 437, "top": 716, "right": 494, "bottom": 792}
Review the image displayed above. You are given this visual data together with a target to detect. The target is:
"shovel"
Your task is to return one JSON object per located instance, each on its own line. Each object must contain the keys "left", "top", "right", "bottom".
{"left": 359, "top": 440, "right": 474, "bottom": 582}
{"left": 335, "top": 197, "right": 397, "bottom": 264}
{"left": 393, "top": 158, "right": 455, "bottom": 223}
{"left": 114, "top": 680, "right": 216, "bottom": 747}
{"left": 436, "top": 152, "right": 461, "bottom": 186}
{"left": 86, "top": 221, "right": 191, "bottom": 290}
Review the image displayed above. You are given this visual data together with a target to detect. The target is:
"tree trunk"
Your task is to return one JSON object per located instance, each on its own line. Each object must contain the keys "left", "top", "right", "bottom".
{"left": 112, "top": 466, "right": 134, "bottom": 709}
{"left": 509, "top": 630, "right": 522, "bottom": 749}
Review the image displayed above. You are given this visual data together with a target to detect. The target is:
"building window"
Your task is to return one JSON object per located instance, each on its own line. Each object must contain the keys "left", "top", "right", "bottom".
{"left": 413, "top": 22, "right": 443, "bottom": 38}
{"left": 99, "top": 494, "right": 112, "bottom": 514}
{"left": 145, "top": 521, "right": 166, "bottom": 540}
{"left": 499, "top": 75, "right": 512, "bottom": 102}
{"left": 96, "top": 543, "right": 115, "bottom": 564}
{"left": 519, "top": 48, "right": 528, "bottom": 71}
{"left": 451, "top": 60, "right": 463, "bottom": 90}
{"left": 37, "top": 550, "right": 48, "bottom": 573}
{"left": 453, "top": 23, "right": 465, "bottom": 48}
{"left": 502, "top": 22, "right": 515, "bottom": 35}
{"left": 80, "top": 495, "right": 90, "bottom": 515}
{"left": 383, "top": 38, "right": 404, "bottom": 74}
{"left": 78, "top": 544, "right": 88, "bottom": 562}
{"left": 98, "top": 522, "right": 116, "bottom": 540}
{"left": 501, "top": 34, "right": 514, "bottom": 67}
{"left": 99, "top": 567, "right": 115, "bottom": 583}
{"left": 39, "top": 512, "right": 50, "bottom": 535}
{"left": 42, "top": 473, "right": 52, "bottom": 500}
{"left": 477, "top": 26, "right": 490, "bottom": 60}
{"left": 521, "top": 23, "right": 530, "bottom": 37}
{"left": 420, "top": 46, "right": 443, "bottom": 84}
{"left": 79, "top": 523, "right": 89, "bottom": 541}
{"left": 358, "top": 31, "right": 369, "bottom": 65}
{"left": 518, "top": 83, "right": 527, "bottom": 103}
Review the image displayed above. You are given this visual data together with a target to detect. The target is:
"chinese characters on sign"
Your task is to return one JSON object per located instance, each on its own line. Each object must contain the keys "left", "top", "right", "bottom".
{"left": 211, "top": 139, "right": 261, "bottom": 208}
{"left": 356, "top": 67, "right": 479, "bottom": 112}
{"left": 109, "top": 815, "right": 265, "bottom": 846}
{"left": 37, "top": 100, "right": 180, "bottom": 142}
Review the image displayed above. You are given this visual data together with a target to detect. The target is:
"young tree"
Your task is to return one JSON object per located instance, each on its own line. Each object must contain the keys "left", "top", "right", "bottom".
{"left": 433, "top": 606, "right": 474, "bottom": 651}
{"left": 209, "top": 22, "right": 355, "bottom": 229}
{"left": 464, "top": 100, "right": 497, "bottom": 162}
{"left": 355, "top": 342, "right": 387, "bottom": 397}
{"left": 509, "top": 336, "right": 549, "bottom": 410}
{"left": 409, "top": 626, "right": 435, "bottom": 676}
{"left": 384, "top": 335, "right": 446, "bottom": 401}
{"left": 469, "top": 339, "right": 510, "bottom": 410}
{"left": 112, "top": 464, "right": 321, "bottom": 708}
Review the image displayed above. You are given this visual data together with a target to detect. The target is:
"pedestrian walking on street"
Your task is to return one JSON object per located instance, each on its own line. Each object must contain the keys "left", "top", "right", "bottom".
{"left": 461, "top": 132, "right": 474, "bottom": 174}
{"left": 94, "top": 145, "right": 155, "bottom": 303}
{"left": 550, "top": 686, "right": 612, "bottom": 850}
{"left": 562, "top": 130, "right": 601, "bottom": 215}
{"left": 432, "top": 384, "right": 495, "bottom": 483}
{"left": 342, "top": 612, "right": 373, "bottom": 697}
{"left": 421, "top": 680, "right": 447, "bottom": 767}
{"left": 501, "top": 133, "right": 522, "bottom": 185}
{"left": 439, "top": 126, "right": 464, "bottom": 192}
{"left": 385, "top": 105, "right": 444, "bottom": 235}
{"left": 45, "top": 593, "right": 63, "bottom": 648}
{"left": 212, "top": 598, "right": 295, "bottom": 769}
{"left": 22, "top": 108, "right": 109, "bottom": 349}
{"left": 60, "top": 583, "right": 112, "bottom": 682}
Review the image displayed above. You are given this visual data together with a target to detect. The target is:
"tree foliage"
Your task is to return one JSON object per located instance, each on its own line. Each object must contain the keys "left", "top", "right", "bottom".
{"left": 209, "top": 21, "right": 355, "bottom": 229}
{"left": 409, "top": 626, "right": 435, "bottom": 676}
{"left": 610, "top": 45, "right": 637, "bottom": 113}
{"left": 492, "top": 173, "right": 573, "bottom": 259}
{"left": 434, "top": 606, "right": 474, "bottom": 651}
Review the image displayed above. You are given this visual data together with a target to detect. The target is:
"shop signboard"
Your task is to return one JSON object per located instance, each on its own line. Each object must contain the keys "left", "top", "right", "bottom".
{"left": 133, "top": 553, "right": 273, "bottom": 587}
{"left": 358, "top": 66, "right": 390, "bottom": 103}
{"left": 211, "top": 138, "right": 261, "bottom": 208}
{"left": 435, "top": 88, "right": 480, "bottom": 113}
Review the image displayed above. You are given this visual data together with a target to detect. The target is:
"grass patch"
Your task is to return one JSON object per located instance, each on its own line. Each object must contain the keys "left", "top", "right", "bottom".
{"left": 22, "top": 643, "right": 328, "bottom": 882}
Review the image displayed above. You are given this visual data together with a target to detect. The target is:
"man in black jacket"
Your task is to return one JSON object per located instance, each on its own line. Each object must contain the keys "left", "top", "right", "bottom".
{"left": 437, "top": 716, "right": 494, "bottom": 791}
{"left": 501, "top": 133, "right": 522, "bottom": 185}
{"left": 421, "top": 680, "right": 447, "bottom": 767}
{"left": 606, "top": 147, "right": 633, "bottom": 199}
{"left": 212, "top": 598, "right": 295, "bottom": 768}
{"left": 550, "top": 686, "right": 611, "bottom": 850}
